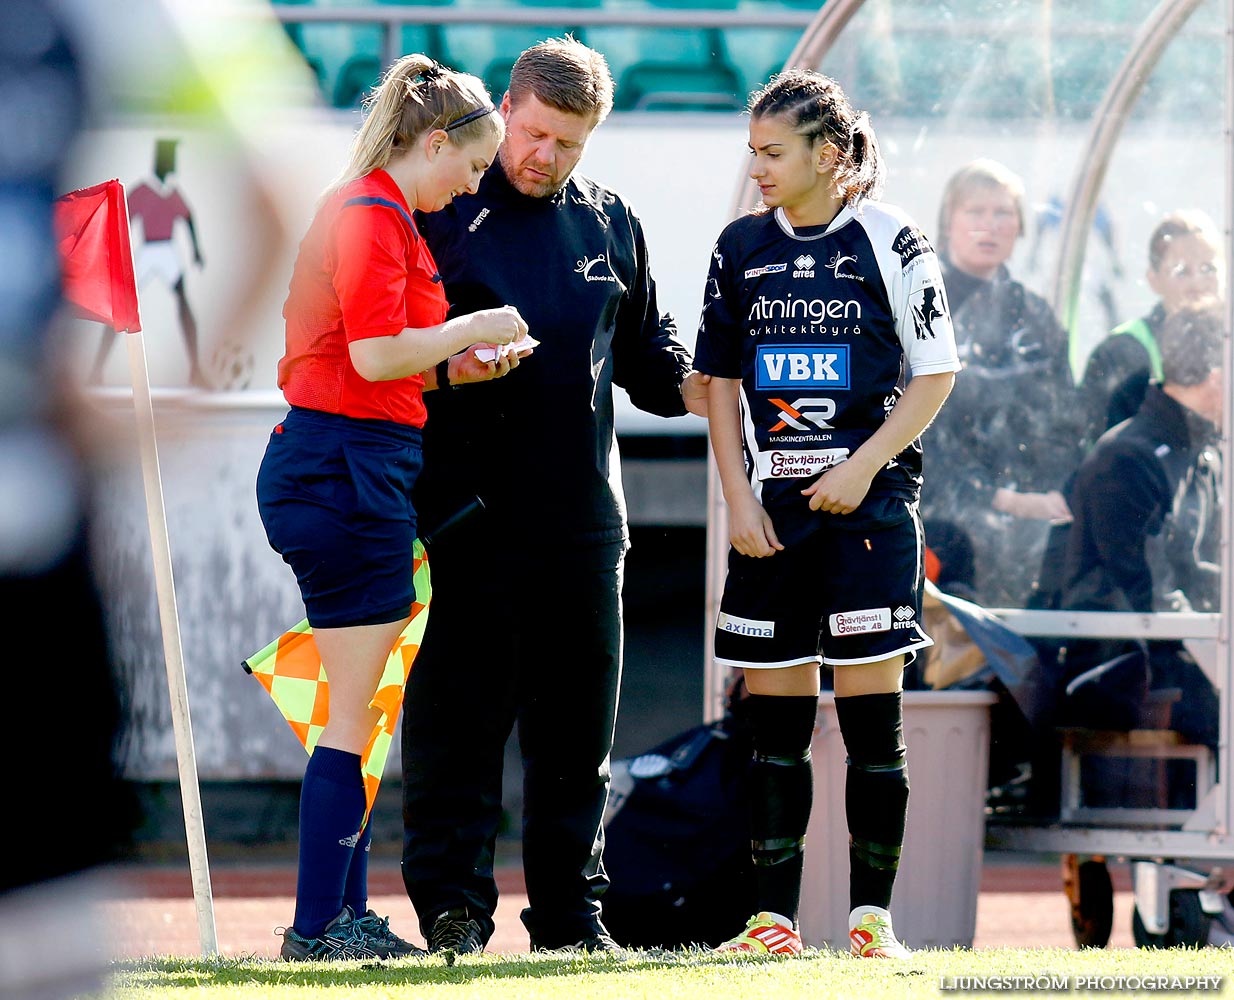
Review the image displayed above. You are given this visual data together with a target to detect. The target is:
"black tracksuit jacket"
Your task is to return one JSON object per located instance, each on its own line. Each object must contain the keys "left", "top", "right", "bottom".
{"left": 413, "top": 165, "right": 693, "bottom": 546}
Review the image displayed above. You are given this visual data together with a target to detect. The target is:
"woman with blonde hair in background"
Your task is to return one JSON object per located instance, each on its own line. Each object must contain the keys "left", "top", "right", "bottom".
{"left": 919, "top": 158, "right": 1082, "bottom": 607}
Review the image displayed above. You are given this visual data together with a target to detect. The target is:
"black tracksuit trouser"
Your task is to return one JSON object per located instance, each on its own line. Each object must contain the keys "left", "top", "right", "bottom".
{"left": 400, "top": 535, "right": 625, "bottom": 948}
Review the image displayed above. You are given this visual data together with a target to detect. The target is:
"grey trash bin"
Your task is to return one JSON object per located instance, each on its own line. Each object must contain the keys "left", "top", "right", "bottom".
{"left": 799, "top": 690, "right": 997, "bottom": 951}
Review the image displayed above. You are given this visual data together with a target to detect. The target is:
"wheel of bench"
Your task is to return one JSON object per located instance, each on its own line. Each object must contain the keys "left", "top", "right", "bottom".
{"left": 1064, "top": 854, "right": 1113, "bottom": 949}
{"left": 1131, "top": 889, "right": 1212, "bottom": 948}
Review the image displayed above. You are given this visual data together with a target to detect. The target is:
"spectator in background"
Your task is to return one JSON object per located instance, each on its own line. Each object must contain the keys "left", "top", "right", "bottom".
{"left": 1049, "top": 301, "right": 1223, "bottom": 752}
{"left": 1079, "top": 210, "right": 1223, "bottom": 445}
{"left": 920, "top": 158, "right": 1082, "bottom": 607}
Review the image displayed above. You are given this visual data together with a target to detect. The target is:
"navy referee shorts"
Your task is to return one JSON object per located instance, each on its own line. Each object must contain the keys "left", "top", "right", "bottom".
{"left": 256, "top": 406, "right": 423, "bottom": 629}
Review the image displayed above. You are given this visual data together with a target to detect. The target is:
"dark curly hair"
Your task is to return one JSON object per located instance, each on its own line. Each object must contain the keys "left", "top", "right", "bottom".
{"left": 748, "top": 69, "right": 885, "bottom": 204}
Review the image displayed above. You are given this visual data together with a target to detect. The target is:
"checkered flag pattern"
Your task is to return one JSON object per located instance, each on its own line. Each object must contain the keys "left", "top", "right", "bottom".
{"left": 243, "top": 540, "right": 432, "bottom": 828}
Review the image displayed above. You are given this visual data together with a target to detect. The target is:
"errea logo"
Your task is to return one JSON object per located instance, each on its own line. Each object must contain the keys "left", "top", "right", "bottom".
{"left": 793, "top": 253, "right": 815, "bottom": 278}
{"left": 468, "top": 207, "right": 489, "bottom": 233}
{"left": 892, "top": 605, "right": 919, "bottom": 630}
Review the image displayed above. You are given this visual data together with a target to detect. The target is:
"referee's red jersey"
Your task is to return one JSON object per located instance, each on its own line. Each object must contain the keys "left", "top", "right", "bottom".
{"left": 278, "top": 169, "right": 446, "bottom": 427}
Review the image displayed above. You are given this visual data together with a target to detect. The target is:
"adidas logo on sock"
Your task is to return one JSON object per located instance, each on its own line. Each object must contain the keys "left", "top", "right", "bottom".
{"left": 338, "top": 831, "right": 361, "bottom": 848}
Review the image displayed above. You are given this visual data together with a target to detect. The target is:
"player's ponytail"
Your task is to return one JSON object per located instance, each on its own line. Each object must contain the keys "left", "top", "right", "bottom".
{"left": 328, "top": 54, "right": 501, "bottom": 193}
{"left": 749, "top": 70, "right": 885, "bottom": 204}
{"left": 843, "top": 110, "right": 885, "bottom": 203}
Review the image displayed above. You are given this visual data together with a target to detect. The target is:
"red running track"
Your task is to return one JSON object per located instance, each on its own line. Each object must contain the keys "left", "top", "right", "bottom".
{"left": 97, "top": 856, "right": 1136, "bottom": 959}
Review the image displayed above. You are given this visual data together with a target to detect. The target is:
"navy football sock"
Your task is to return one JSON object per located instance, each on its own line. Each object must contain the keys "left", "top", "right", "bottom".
{"left": 342, "top": 819, "right": 373, "bottom": 918}
{"left": 293, "top": 746, "right": 366, "bottom": 937}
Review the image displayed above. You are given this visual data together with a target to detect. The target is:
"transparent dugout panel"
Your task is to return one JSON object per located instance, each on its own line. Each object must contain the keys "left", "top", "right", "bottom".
{"left": 763, "top": 0, "right": 1229, "bottom": 831}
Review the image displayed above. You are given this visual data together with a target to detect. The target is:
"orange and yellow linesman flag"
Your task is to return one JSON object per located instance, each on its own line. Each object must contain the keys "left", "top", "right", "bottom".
{"left": 242, "top": 540, "right": 431, "bottom": 828}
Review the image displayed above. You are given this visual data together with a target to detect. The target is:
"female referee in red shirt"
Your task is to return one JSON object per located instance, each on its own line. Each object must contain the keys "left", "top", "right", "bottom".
{"left": 257, "top": 53, "right": 528, "bottom": 961}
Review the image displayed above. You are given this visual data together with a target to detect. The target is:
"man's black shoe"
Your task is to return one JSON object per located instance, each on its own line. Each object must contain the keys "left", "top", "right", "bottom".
{"left": 427, "top": 908, "right": 486, "bottom": 956}
{"left": 531, "top": 930, "right": 626, "bottom": 955}
{"left": 354, "top": 909, "right": 427, "bottom": 958}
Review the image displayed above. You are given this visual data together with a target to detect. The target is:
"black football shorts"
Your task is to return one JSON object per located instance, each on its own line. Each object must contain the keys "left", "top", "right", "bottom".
{"left": 714, "top": 502, "right": 933, "bottom": 669}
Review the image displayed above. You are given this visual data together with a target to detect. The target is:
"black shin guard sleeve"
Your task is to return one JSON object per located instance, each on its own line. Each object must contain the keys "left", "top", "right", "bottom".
{"left": 748, "top": 692, "right": 819, "bottom": 758}
{"left": 746, "top": 694, "right": 817, "bottom": 921}
{"left": 834, "top": 691, "right": 909, "bottom": 911}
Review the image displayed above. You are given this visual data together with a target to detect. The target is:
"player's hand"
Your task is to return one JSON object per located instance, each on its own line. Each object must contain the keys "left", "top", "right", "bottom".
{"left": 801, "top": 459, "right": 871, "bottom": 514}
{"left": 729, "top": 494, "right": 783, "bottom": 558}
{"left": 469, "top": 305, "right": 528, "bottom": 346}
{"left": 681, "top": 370, "right": 711, "bottom": 417}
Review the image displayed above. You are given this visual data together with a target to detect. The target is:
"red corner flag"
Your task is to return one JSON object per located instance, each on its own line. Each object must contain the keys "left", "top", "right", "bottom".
{"left": 54, "top": 179, "right": 142, "bottom": 333}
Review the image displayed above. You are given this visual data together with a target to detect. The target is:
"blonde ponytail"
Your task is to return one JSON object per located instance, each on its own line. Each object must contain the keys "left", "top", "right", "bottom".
{"left": 327, "top": 54, "right": 500, "bottom": 194}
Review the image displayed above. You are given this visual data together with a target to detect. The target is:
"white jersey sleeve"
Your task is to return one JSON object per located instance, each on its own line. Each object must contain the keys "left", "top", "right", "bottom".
{"left": 861, "top": 201, "right": 961, "bottom": 377}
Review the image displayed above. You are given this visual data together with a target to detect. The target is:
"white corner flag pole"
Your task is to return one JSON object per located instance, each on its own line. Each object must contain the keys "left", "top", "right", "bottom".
{"left": 124, "top": 330, "right": 218, "bottom": 956}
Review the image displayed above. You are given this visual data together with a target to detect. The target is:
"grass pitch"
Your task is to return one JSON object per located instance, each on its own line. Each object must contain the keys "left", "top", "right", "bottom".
{"left": 100, "top": 945, "right": 1225, "bottom": 1000}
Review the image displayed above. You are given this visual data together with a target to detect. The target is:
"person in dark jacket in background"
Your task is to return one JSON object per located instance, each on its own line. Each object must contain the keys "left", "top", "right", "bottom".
{"left": 919, "top": 158, "right": 1082, "bottom": 607}
{"left": 1078, "top": 210, "right": 1223, "bottom": 446}
{"left": 1051, "top": 300, "right": 1223, "bottom": 753}
{"left": 400, "top": 37, "right": 708, "bottom": 957}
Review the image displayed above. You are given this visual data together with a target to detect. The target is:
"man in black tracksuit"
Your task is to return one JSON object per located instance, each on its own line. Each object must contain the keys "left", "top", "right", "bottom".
{"left": 400, "top": 38, "right": 705, "bottom": 954}
{"left": 1048, "top": 301, "right": 1223, "bottom": 754}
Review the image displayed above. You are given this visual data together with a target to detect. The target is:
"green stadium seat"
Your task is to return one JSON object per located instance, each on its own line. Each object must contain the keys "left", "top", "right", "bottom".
{"left": 646, "top": 0, "right": 738, "bottom": 7}
{"left": 440, "top": 24, "right": 574, "bottom": 87}
{"left": 622, "top": 62, "right": 743, "bottom": 110}
{"left": 288, "top": 21, "right": 384, "bottom": 109}
{"left": 606, "top": 0, "right": 738, "bottom": 9}
{"left": 723, "top": 25, "right": 797, "bottom": 96}
{"left": 586, "top": 24, "right": 741, "bottom": 110}
{"left": 277, "top": 0, "right": 820, "bottom": 113}
{"left": 398, "top": 24, "right": 446, "bottom": 63}
{"left": 722, "top": 0, "right": 820, "bottom": 96}
{"left": 334, "top": 52, "right": 383, "bottom": 107}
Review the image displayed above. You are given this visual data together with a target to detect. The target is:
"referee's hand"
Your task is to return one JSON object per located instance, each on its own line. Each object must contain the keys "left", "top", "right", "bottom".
{"left": 470, "top": 304, "right": 528, "bottom": 346}
{"left": 449, "top": 341, "right": 535, "bottom": 384}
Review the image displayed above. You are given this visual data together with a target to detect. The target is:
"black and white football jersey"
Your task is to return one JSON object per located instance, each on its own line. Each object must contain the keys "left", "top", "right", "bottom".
{"left": 694, "top": 200, "right": 961, "bottom": 541}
